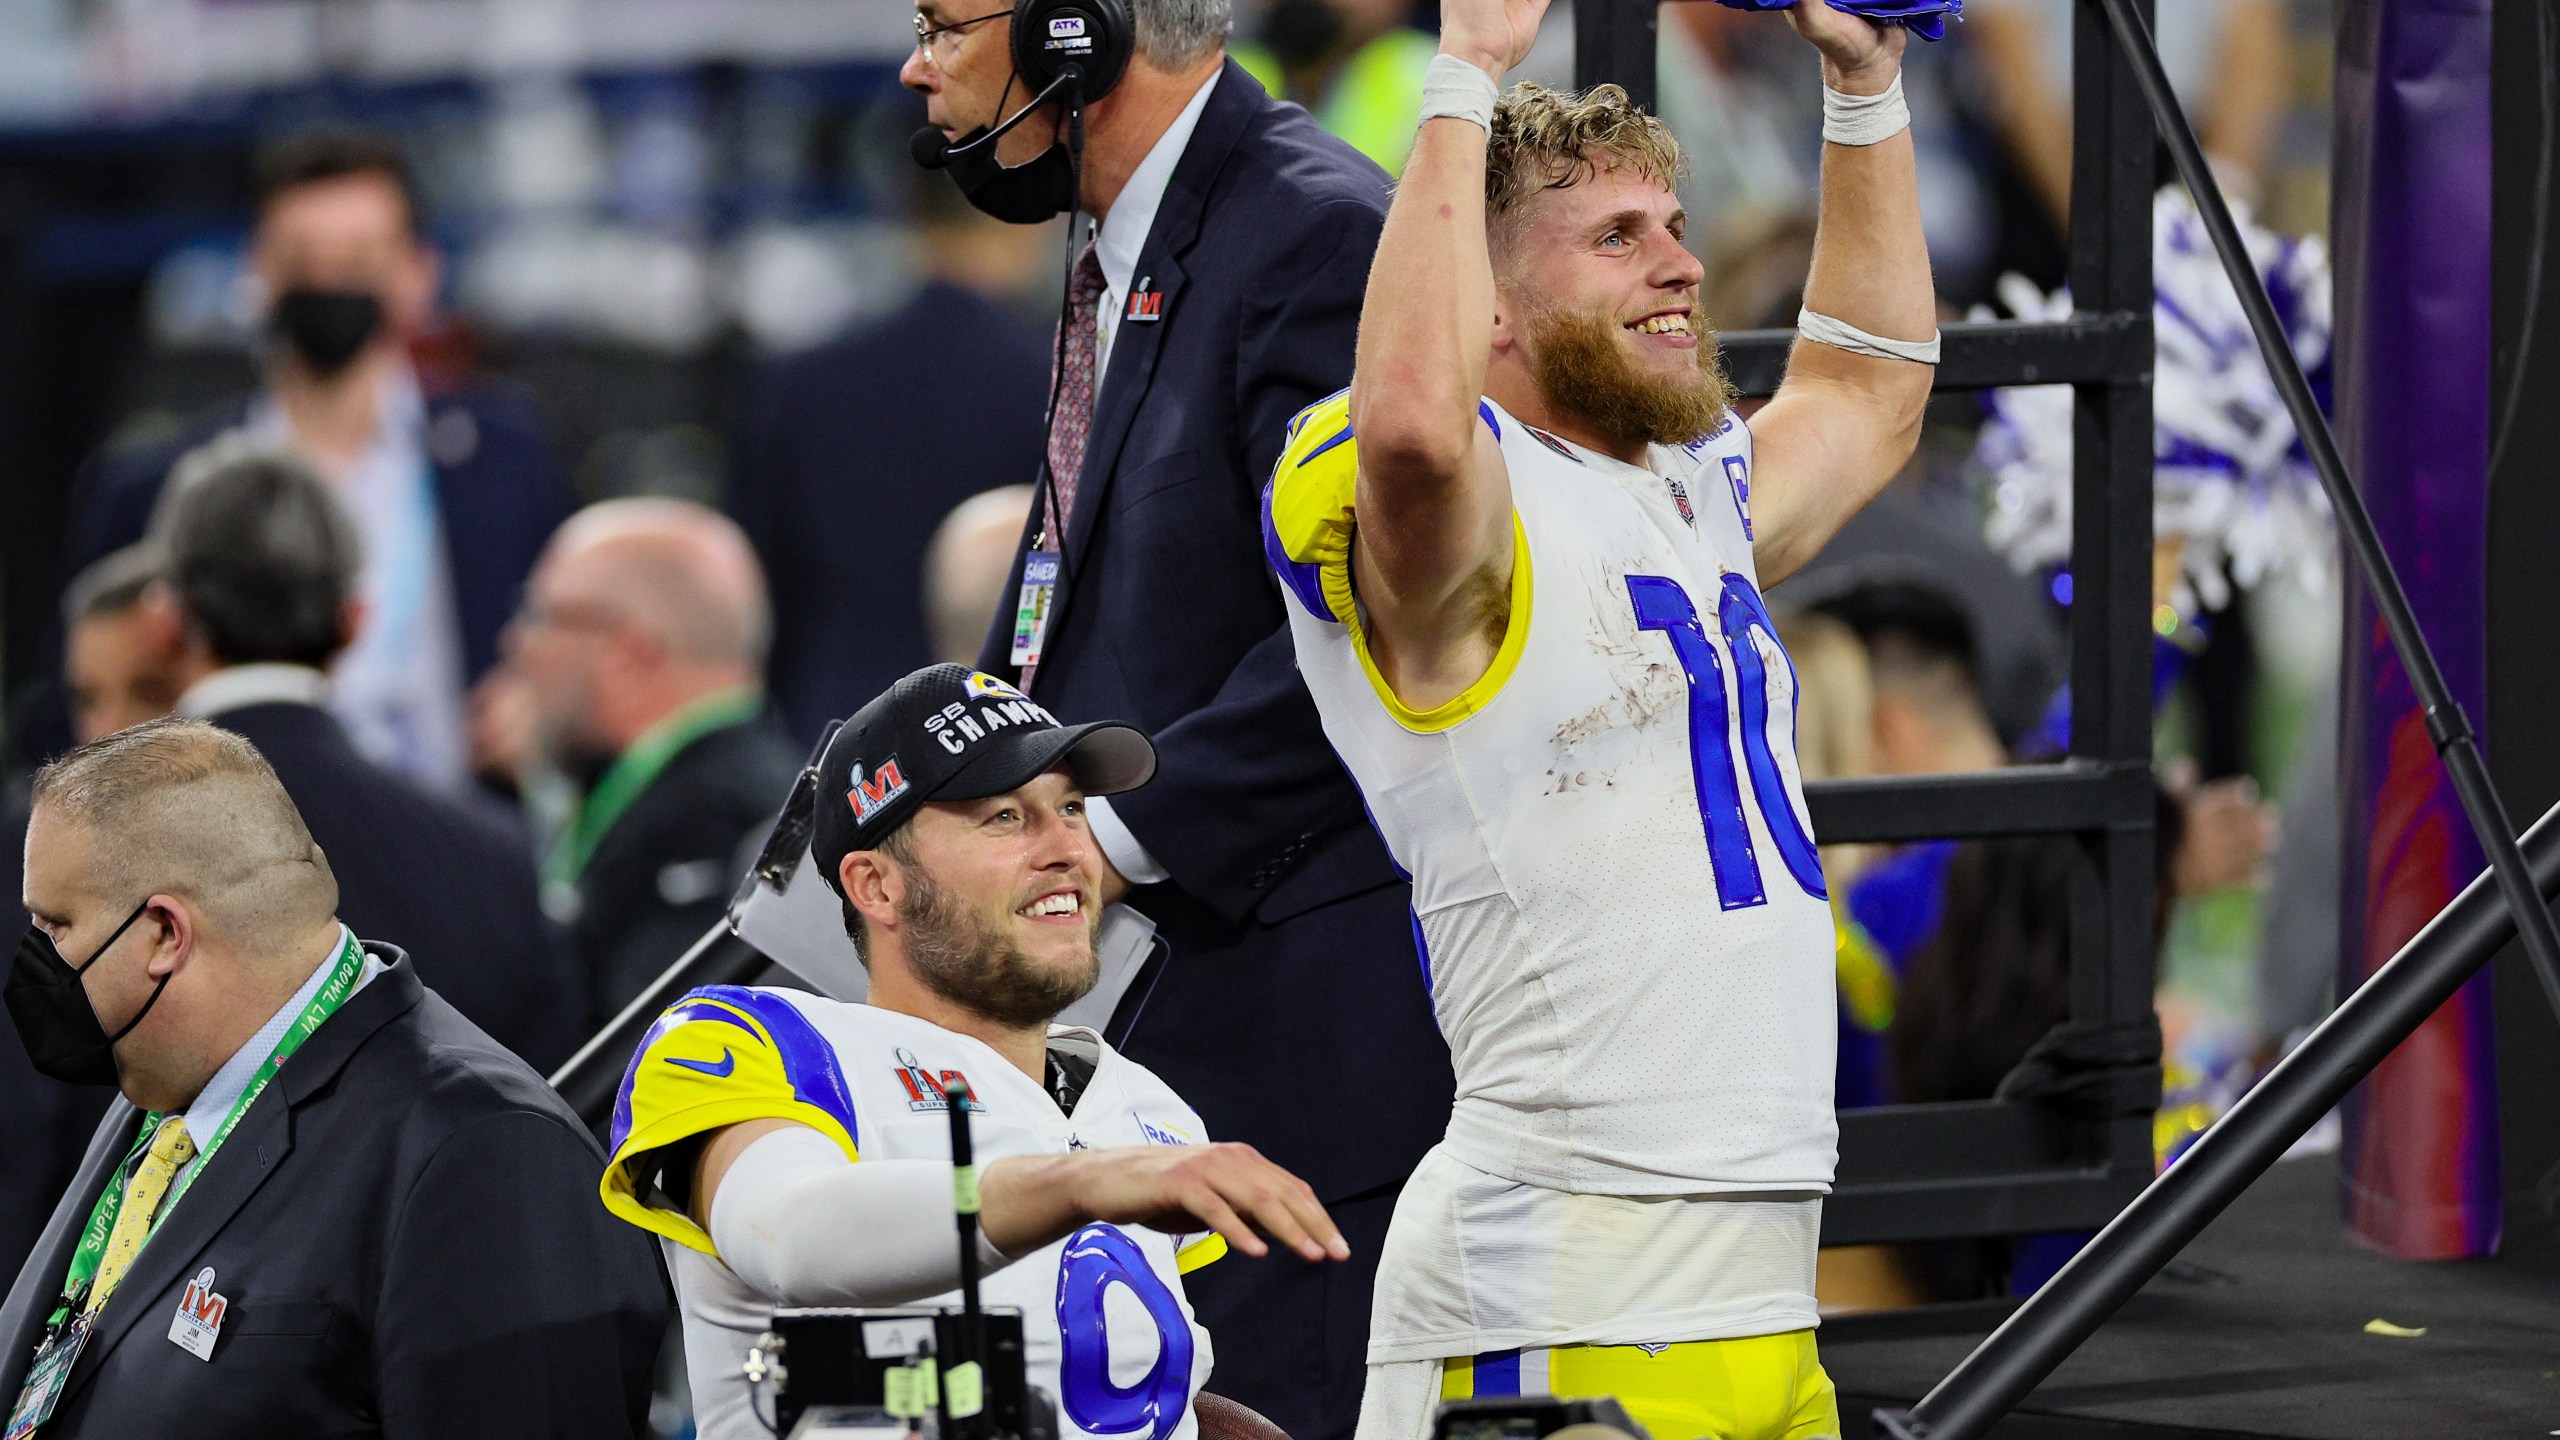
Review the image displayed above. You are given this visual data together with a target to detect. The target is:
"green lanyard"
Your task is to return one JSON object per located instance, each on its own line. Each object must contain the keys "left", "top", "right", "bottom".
{"left": 545, "top": 686, "right": 763, "bottom": 889}
{"left": 48, "top": 931, "right": 367, "bottom": 1327}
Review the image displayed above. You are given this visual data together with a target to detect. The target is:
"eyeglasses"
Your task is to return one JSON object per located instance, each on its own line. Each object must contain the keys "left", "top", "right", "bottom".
{"left": 511, "top": 597, "right": 627, "bottom": 638}
{"left": 914, "top": 6, "right": 1008, "bottom": 62}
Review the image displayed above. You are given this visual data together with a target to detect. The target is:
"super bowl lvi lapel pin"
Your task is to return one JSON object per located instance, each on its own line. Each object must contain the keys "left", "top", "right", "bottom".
{"left": 167, "top": 1267, "right": 227, "bottom": 1360}
{"left": 1126, "top": 275, "right": 1165, "bottom": 323}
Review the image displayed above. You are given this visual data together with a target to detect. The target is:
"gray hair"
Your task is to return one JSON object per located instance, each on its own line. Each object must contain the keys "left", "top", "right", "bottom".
{"left": 31, "top": 717, "right": 337, "bottom": 951}
{"left": 151, "top": 435, "right": 363, "bottom": 669}
{"left": 1136, "top": 0, "right": 1230, "bottom": 68}
{"left": 60, "top": 542, "right": 164, "bottom": 627}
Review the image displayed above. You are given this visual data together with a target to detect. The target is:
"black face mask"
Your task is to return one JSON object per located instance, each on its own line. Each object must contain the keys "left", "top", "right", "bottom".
{"left": 5, "top": 902, "right": 164, "bottom": 1087}
{"left": 942, "top": 128, "right": 1082, "bottom": 225}
{"left": 1261, "top": 0, "right": 1346, "bottom": 72}
{"left": 270, "top": 288, "right": 384, "bottom": 377}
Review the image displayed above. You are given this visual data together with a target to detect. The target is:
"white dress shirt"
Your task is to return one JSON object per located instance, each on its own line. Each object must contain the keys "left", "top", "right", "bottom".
{"left": 1088, "top": 66, "right": 1224, "bottom": 395}
{"left": 247, "top": 368, "right": 471, "bottom": 794}
{"left": 181, "top": 924, "right": 384, "bottom": 1145}
{"left": 174, "top": 662, "right": 332, "bottom": 721}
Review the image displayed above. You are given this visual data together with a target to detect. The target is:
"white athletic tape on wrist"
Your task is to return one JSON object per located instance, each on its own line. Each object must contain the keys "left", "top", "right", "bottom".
{"left": 1798, "top": 306, "right": 1942, "bottom": 365}
{"left": 1420, "top": 52, "right": 1501, "bottom": 132}
{"left": 1823, "top": 73, "right": 1910, "bottom": 146}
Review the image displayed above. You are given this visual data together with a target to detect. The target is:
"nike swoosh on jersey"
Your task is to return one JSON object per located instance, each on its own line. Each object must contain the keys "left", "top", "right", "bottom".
{"left": 666, "top": 1049, "right": 737, "bottom": 1078}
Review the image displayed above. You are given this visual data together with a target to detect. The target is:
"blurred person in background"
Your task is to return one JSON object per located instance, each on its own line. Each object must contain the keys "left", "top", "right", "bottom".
{"left": 1812, "top": 579, "right": 2272, "bottom": 1110}
{"left": 1235, "top": 0, "right": 1437, "bottom": 175}
{"left": 1887, "top": 787, "right": 2186, "bottom": 1299}
{"left": 143, "top": 438, "right": 582, "bottom": 1068}
{"left": 494, "top": 499, "right": 802, "bottom": 1025}
{"left": 61, "top": 547, "right": 182, "bottom": 749}
{"left": 1808, "top": 578, "right": 2008, "bottom": 1113}
{"left": 1653, "top": 3, "right": 1820, "bottom": 294}
{"left": 1962, "top": 0, "right": 2287, "bottom": 290}
{"left": 0, "top": 545, "right": 187, "bottom": 1269}
{"left": 731, "top": 103, "right": 1054, "bottom": 745}
{"left": 924, "top": 485, "right": 1038, "bottom": 665}
{"left": 66, "top": 125, "right": 576, "bottom": 793}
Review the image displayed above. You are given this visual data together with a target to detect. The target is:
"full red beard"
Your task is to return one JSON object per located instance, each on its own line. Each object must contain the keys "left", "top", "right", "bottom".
{"left": 1521, "top": 298, "right": 1734, "bottom": 451}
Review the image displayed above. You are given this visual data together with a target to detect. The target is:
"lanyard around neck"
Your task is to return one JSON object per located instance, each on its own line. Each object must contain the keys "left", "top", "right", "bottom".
{"left": 50, "top": 932, "right": 367, "bottom": 1324}
{"left": 547, "top": 687, "right": 762, "bottom": 888}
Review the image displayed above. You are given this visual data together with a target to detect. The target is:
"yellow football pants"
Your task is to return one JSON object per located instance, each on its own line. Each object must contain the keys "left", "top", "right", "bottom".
{"left": 1438, "top": 1331, "right": 1840, "bottom": 1440}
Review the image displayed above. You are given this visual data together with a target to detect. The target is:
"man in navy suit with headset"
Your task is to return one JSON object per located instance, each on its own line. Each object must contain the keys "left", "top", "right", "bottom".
{"left": 903, "top": 2, "right": 1450, "bottom": 1435}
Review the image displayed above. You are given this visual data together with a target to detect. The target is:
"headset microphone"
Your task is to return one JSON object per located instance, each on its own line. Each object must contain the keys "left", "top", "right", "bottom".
{"left": 910, "top": 65, "right": 1087, "bottom": 172}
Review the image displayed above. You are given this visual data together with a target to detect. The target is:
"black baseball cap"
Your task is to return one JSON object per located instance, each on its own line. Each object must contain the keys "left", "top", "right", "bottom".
{"left": 810, "top": 664, "right": 1156, "bottom": 898}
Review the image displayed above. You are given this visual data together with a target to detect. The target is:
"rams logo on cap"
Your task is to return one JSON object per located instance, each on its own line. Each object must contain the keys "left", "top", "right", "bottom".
{"left": 847, "top": 758, "right": 910, "bottom": 821}
{"left": 928, "top": 678, "right": 1060, "bottom": 756}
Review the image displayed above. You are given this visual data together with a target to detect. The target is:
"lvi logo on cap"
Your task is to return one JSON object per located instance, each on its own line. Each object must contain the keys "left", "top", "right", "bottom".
{"left": 847, "top": 759, "right": 910, "bottom": 821}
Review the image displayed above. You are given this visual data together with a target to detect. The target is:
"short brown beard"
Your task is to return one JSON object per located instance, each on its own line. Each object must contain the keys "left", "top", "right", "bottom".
{"left": 897, "top": 864, "right": 1099, "bottom": 1029}
{"left": 1521, "top": 299, "right": 1733, "bottom": 451}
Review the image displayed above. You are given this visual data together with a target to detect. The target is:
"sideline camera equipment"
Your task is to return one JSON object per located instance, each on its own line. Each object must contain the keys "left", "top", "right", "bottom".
{"left": 755, "top": 1077, "right": 1058, "bottom": 1440}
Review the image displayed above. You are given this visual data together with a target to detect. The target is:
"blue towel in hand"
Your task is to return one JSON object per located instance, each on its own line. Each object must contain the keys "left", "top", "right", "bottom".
{"left": 1712, "top": 0, "right": 1964, "bottom": 42}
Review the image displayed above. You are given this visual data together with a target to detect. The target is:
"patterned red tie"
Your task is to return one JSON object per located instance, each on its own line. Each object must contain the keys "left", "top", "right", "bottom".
{"left": 1021, "top": 244, "right": 1107, "bottom": 691}
{"left": 1043, "top": 243, "right": 1110, "bottom": 549}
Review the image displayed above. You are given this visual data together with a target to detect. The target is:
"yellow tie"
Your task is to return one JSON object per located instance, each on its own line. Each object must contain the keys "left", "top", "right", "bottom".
{"left": 86, "top": 1116, "right": 196, "bottom": 1315}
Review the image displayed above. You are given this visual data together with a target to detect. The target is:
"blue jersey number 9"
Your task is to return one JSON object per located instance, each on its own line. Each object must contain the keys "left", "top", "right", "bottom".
{"left": 1627, "top": 572, "right": 1827, "bottom": 908}
{"left": 1055, "top": 1223, "right": 1192, "bottom": 1439}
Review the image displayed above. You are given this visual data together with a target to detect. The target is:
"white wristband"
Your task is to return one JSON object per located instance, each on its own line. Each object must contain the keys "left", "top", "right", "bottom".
{"left": 1421, "top": 52, "right": 1501, "bottom": 132}
{"left": 1798, "top": 307, "right": 1941, "bottom": 365}
{"left": 1823, "top": 73, "right": 1910, "bottom": 147}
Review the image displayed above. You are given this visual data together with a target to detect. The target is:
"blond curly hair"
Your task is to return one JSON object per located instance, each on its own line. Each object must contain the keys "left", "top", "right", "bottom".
{"left": 1485, "top": 82, "right": 1687, "bottom": 251}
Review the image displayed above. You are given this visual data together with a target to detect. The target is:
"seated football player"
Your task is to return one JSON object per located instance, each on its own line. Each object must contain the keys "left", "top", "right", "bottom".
{"left": 601, "top": 664, "right": 1349, "bottom": 1440}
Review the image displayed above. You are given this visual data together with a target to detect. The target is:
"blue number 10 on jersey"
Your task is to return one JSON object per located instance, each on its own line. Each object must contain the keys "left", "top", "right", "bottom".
{"left": 1627, "top": 571, "right": 1827, "bottom": 909}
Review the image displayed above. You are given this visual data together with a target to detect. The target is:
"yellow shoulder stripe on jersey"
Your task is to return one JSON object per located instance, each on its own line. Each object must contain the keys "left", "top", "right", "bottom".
{"left": 599, "top": 986, "right": 863, "bottom": 1255}
{"left": 1263, "top": 391, "right": 1534, "bottom": 734}
{"left": 1175, "top": 1233, "right": 1229, "bottom": 1274}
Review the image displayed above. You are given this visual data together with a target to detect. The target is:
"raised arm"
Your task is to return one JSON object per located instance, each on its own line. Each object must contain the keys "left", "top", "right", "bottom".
{"left": 1343, "top": 0, "right": 1549, "bottom": 713}
{"left": 1747, "top": 9, "right": 1938, "bottom": 587}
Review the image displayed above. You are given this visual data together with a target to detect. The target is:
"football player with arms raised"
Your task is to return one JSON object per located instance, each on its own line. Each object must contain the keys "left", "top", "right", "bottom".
{"left": 1263, "top": 1, "right": 1937, "bottom": 1435}
{"left": 600, "top": 665, "right": 1347, "bottom": 1440}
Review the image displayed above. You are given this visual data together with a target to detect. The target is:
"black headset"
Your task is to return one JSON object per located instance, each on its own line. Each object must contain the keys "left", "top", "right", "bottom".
{"left": 915, "top": 0, "right": 1136, "bottom": 170}
{"left": 1008, "top": 0, "right": 1135, "bottom": 104}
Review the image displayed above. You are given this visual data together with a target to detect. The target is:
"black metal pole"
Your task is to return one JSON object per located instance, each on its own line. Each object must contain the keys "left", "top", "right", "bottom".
{"left": 944, "top": 1076, "right": 988, "bottom": 1440}
{"left": 550, "top": 918, "right": 767, "bottom": 1124}
{"left": 1878, "top": 801, "right": 2560, "bottom": 1439}
{"left": 2090, "top": 0, "right": 2560, "bottom": 1029}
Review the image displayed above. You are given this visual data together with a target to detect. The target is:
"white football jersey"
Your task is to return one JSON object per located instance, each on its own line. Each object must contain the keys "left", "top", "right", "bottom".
{"left": 603, "top": 987, "right": 1221, "bottom": 1440}
{"left": 1265, "top": 392, "right": 1838, "bottom": 1357}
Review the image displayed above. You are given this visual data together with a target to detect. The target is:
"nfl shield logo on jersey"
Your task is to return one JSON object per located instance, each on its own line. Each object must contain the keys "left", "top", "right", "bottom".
{"left": 1666, "top": 477, "right": 1696, "bottom": 529}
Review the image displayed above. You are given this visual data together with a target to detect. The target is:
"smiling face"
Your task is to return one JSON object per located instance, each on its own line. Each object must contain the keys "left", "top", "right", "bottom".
{"left": 1491, "top": 160, "right": 1731, "bottom": 452}
{"left": 852, "top": 768, "right": 1104, "bottom": 1027}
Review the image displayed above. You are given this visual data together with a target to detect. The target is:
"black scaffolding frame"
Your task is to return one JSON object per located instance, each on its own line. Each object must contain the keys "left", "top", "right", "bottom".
{"left": 1572, "top": 0, "right": 2162, "bottom": 1248}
